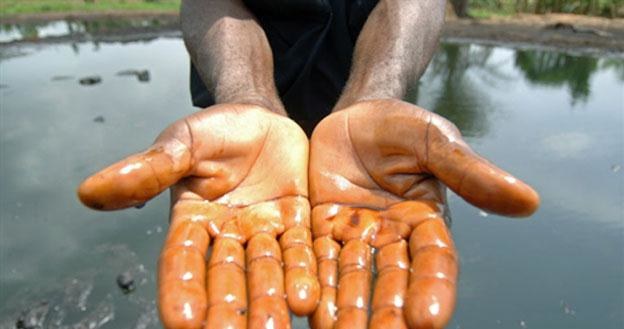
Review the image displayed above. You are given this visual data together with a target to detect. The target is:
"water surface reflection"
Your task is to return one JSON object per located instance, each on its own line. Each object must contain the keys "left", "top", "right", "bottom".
{"left": 0, "top": 17, "right": 178, "bottom": 43}
{"left": 0, "top": 39, "right": 622, "bottom": 328}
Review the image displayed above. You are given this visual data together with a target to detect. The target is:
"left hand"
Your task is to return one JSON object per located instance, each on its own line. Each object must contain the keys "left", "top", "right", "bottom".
{"left": 77, "top": 104, "right": 319, "bottom": 329}
{"left": 307, "top": 99, "right": 539, "bottom": 329}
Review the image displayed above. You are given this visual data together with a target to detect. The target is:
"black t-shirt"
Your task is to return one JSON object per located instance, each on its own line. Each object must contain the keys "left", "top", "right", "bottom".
{"left": 190, "top": 0, "right": 379, "bottom": 132}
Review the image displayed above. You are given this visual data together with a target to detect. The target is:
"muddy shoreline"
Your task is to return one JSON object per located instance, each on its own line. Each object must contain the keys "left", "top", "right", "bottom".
{"left": 1, "top": 12, "right": 623, "bottom": 54}
{"left": 444, "top": 13, "right": 624, "bottom": 54}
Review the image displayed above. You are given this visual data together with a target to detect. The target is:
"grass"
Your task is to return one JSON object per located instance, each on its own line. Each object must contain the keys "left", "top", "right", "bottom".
{"left": 469, "top": 7, "right": 517, "bottom": 18}
{"left": 465, "top": 0, "right": 519, "bottom": 18}
{"left": 465, "top": 0, "right": 623, "bottom": 18}
{"left": 2, "top": 0, "right": 620, "bottom": 19}
{"left": 0, "top": 0, "right": 181, "bottom": 17}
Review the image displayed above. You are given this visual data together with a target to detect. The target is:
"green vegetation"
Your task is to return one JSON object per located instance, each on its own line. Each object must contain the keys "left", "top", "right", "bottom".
{"left": 514, "top": 50, "right": 598, "bottom": 102}
{"left": 0, "top": 0, "right": 180, "bottom": 17}
{"left": 451, "top": 0, "right": 624, "bottom": 18}
{"left": 1, "top": 0, "right": 621, "bottom": 19}
{"left": 408, "top": 43, "right": 623, "bottom": 137}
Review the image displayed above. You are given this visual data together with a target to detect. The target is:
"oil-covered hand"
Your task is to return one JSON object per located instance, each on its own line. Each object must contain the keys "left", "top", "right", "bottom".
{"left": 308, "top": 99, "right": 539, "bottom": 329}
{"left": 77, "top": 104, "right": 320, "bottom": 329}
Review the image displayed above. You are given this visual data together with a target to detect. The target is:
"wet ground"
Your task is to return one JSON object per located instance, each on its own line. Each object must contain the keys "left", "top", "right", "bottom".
{"left": 443, "top": 13, "right": 624, "bottom": 54}
{"left": 0, "top": 32, "right": 623, "bottom": 328}
{"left": 1, "top": 13, "right": 623, "bottom": 53}
{"left": 0, "top": 16, "right": 181, "bottom": 44}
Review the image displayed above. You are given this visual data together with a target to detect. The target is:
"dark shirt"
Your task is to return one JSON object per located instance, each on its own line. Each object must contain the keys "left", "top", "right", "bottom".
{"left": 190, "top": 0, "right": 379, "bottom": 133}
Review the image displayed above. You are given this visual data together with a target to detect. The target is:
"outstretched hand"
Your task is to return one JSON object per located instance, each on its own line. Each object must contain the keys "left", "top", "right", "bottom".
{"left": 78, "top": 104, "right": 320, "bottom": 329}
{"left": 308, "top": 99, "right": 539, "bottom": 329}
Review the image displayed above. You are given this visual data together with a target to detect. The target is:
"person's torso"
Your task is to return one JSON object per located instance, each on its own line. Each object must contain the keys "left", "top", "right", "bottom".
{"left": 191, "top": 0, "right": 379, "bottom": 133}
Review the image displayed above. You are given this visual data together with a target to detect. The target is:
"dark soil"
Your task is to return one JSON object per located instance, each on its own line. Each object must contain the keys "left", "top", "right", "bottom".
{"left": 444, "top": 14, "right": 624, "bottom": 53}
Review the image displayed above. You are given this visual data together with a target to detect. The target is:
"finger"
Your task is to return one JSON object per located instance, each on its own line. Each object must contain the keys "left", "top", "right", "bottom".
{"left": 279, "top": 197, "right": 320, "bottom": 316}
{"left": 335, "top": 240, "right": 372, "bottom": 329}
{"left": 158, "top": 209, "right": 210, "bottom": 329}
{"left": 369, "top": 240, "right": 409, "bottom": 329}
{"left": 205, "top": 237, "right": 247, "bottom": 329}
{"left": 374, "top": 200, "right": 443, "bottom": 248}
{"left": 246, "top": 233, "right": 290, "bottom": 329}
{"left": 404, "top": 217, "right": 458, "bottom": 329}
{"left": 309, "top": 236, "right": 340, "bottom": 329}
{"left": 78, "top": 140, "right": 191, "bottom": 210}
{"left": 426, "top": 118, "right": 539, "bottom": 217}
{"left": 280, "top": 226, "right": 320, "bottom": 316}
{"left": 312, "top": 204, "right": 384, "bottom": 245}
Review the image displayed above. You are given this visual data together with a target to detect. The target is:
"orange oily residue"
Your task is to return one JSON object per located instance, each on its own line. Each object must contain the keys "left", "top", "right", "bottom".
{"left": 159, "top": 195, "right": 317, "bottom": 329}
{"left": 310, "top": 200, "right": 457, "bottom": 329}
{"left": 312, "top": 200, "right": 442, "bottom": 248}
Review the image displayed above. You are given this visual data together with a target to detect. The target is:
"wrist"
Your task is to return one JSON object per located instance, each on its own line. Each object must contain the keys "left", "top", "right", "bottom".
{"left": 334, "top": 71, "right": 409, "bottom": 112}
{"left": 215, "top": 89, "right": 286, "bottom": 116}
{"left": 334, "top": 86, "right": 406, "bottom": 112}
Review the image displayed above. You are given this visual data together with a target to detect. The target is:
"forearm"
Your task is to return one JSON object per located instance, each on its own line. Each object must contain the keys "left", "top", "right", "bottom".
{"left": 181, "top": 0, "right": 286, "bottom": 115}
{"left": 334, "top": 0, "right": 446, "bottom": 111}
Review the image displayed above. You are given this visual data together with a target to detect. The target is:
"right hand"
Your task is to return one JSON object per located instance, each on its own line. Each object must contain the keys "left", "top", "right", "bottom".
{"left": 307, "top": 99, "right": 539, "bottom": 329}
{"left": 77, "top": 104, "right": 319, "bottom": 329}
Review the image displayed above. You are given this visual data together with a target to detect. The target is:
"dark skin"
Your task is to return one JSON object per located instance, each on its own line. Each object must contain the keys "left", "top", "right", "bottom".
{"left": 77, "top": 1, "right": 539, "bottom": 328}
{"left": 309, "top": 2, "right": 537, "bottom": 328}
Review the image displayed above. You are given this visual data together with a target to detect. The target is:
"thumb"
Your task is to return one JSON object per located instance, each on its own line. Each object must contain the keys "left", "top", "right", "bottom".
{"left": 77, "top": 139, "right": 192, "bottom": 210}
{"left": 425, "top": 117, "right": 540, "bottom": 217}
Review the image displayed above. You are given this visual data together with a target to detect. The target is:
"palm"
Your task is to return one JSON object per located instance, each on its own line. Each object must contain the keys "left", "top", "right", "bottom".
{"left": 308, "top": 100, "right": 539, "bottom": 329}
{"left": 78, "top": 104, "right": 319, "bottom": 329}
{"left": 171, "top": 104, "right": 307, "bottom": 205}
